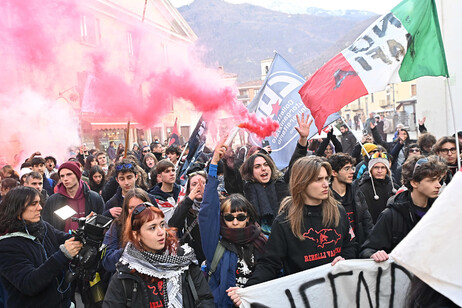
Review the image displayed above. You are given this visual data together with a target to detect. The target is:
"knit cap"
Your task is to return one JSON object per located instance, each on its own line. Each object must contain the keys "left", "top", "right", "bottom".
{"left": 58, "top": 161, "right": 82, "bottom": 181}
{"left": 361, "top": 143, "right": 378, "bottom": 157}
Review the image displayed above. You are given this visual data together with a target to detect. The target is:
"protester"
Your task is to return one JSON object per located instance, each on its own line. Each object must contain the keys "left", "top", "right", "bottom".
{"left": 107, "top": 141, "right": 117, "bottom": 163}
{"left": 227, "top": 156, "right": 356, "bottom": 306}
{"left": 83, "top": 154, "right": 97, "bottom": 178}
{"left": 103, "top": 204, "right": 214, "bottom": 307}
{"left": 0, "top": 187, "right": 82, "bottom": 307}
{"left": 42, "top": 161, "right": 104, "bottom": 232}
{"left": 95, "top": 151, "right": 109, "bottom": 175}
{"left": 23, "top": 171, "right": 48, "bottom": 203}
{"left": 328, "top": 153, "right": 373, "bottom": 249}
{"left": 44, "top": 156, "right": 58, "bottom": 178}
{"left": 434, "top": 136, "right": 459, "bottom": 177}
{"left": 417, "top": 133, "right": 436, "bottom": 156}
{"left": 340, "top": 124, "right": 357, "bottom": 155}
{"left": 149, "top": 159, "right": 184, "bottom": 223}
{"left": 151, "top": 142, "right": 164, "bottom": 162}
{"left": 102, "top": 188, "right": 152, "bottom": 273}
{"left": 166, "top": 145, "right": 181, "bottom": 166}
{"left": 0, "top": 178, "right": 19, "bottom": 200}
{"left": 104, "top": 160, "right": 156, "bottom": 219}
{"left": 142, "top": 152, "right": 157, "bottom": 175}
{"left": 169, "top": 170, "right": 207, "bottom": 264}
{"left": 30, "top": 157, "right": 55, "bottom": 196}
{"left": 240, "top": 152, "right": 288, "bottom": 234}
{"left": 358, "top": 152, "right": 396, "bottom": 223}
{"left": 89, "top": 165, "right": 106, "bottom": 195}
{"left": 200, "top": 142, "right": 266, "bottom": 307}
{"left": 360, "top": 155, "right": 447, "bottom": 261}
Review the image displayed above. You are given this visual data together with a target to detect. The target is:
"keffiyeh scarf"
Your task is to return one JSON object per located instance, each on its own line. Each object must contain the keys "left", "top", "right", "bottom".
{"left": 120, "top": 242, "right": 197, "bottom": 308}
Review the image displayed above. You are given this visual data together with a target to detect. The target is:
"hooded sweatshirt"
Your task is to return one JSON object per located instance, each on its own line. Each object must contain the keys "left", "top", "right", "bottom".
{"left": 56, "top": 181, "right": 86, "bottom": 232}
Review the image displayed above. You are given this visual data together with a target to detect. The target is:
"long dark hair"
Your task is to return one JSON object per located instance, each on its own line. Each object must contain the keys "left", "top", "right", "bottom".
{"left": 0, "top": 187, "right": 40, "bottom": 234}
{"left": 240, "top": 153, "right": 280, "bottom": 183}
{"left": 89, "top": 165, "right": 106, "bottom": 193}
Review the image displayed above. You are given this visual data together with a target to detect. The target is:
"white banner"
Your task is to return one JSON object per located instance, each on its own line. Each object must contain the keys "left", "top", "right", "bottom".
{"left": 391, "top": 171, "right": 462, "bottom": 306}
{"left": 236, "top": 259, "right": 411, "bottom": 308}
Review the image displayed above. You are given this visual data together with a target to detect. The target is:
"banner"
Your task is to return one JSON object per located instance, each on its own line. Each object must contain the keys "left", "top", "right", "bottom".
{"left": 391, "top": 171, "right": 462, "bottom": 306}
{"left": 236, "top": 259, "right": 411, "bottom": 308}
{"left": 248, "top": 53, "right": 340, "bottom": 169}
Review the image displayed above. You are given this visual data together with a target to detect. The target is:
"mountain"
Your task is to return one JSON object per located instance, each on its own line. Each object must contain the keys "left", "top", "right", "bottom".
{"left": 178, "top": 0, "right": 379, "bottom": 82}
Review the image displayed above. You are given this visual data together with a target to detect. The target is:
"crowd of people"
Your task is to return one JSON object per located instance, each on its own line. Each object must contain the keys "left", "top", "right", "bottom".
{"left": 0, "top": 114, "right": 460, "bottom": 308}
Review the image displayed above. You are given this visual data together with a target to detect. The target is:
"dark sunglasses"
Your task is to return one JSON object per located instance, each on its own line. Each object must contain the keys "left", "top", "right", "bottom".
{"left": 143, "top": 149, "right": 151, "bottom": 153}
{"left": 409, "top": 148, "right": 421, "bottom": 153}
{"left": 412, "top": 158, "right": 429, "bottom": 176}
{"left": 222, "top": 213, "right": 247, "bottom": 222}
{"left": 116, "top": 163, "right": 133, "bottom": 171}
{"left": 130, "top": 202, "right": 154, "bottom": 228}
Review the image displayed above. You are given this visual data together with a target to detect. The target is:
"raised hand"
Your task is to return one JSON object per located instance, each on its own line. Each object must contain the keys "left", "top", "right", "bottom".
{"left": 418, "top": 116, "right": 426, "bottom": 126}
{"left": 211, "top": 137, "right": 228, "bottom": 165}
{"left": 295, "top": 113, "right": 313, "bottom": 147}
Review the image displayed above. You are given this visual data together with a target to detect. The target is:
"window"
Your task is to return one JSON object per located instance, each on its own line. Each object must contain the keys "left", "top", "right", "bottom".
{"left": 80, "top": 15, "right": 100, "bottom": 45}
{"left": 411, "top": 84, "right": 417, "bottom": 96}
{"left": 371, "top": 93, "right": 374, "bottom": 103}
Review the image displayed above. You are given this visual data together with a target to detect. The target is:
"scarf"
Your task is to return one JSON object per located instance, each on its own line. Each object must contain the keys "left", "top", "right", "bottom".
{"left": 245, "top": 181, "right": 279, "bottom": 221}
{"left": 120, "top": 242, "right": 197, "bottom": 308}
{"left": 24, "top": 220, "right": 46, "bottom": 242}
{"left": 220, "top": 223, "right": 267, "bottom": 266}
{"left": 191, "top": 199, "right": 202, "bottom": 212}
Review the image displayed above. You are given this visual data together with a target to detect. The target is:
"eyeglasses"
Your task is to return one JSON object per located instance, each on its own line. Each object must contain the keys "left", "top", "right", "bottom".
{"left": 409, "top": 148, "right": 421, "bottom": 153}
{"left": 412, "top": 158, "right": 429, "bottom": 176}
{"left": 222, "top": 213, "right": 247, "bottom": 222}
{"left": 130, "top": 202, "right": 154, "bottom": 228}
{"left": 342, "top": 166, "right": 356, "bottom": 172}
{"left": 142, "top": 149, "right": 151, "bottom": 153}
{"left": 116, "top": 163, "right": 133, "bottom": 171}
{"left": 439, "top": 147, "right": 456, "bottom": 155}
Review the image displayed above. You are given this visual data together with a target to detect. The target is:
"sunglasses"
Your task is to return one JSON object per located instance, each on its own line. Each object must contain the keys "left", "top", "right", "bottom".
{"left": 143, "top": 149, "right": 151, "bottom": 153}
{"left": 130, "top": 202, "right": 154, "bottom": 228}
{"left": 370, "top": 151, "right": 389, "bottom": 160}
{"left": 412, "top": 158, "right": 429, "bottom": 176}
{"left": 409, "top": 148, "right": 421, "bottom": 153}
{"left": 222, "top": 213, "right": 247, "bottom": 222}
{"left": 116, "top": 163, "right": 133, "bottom": 171}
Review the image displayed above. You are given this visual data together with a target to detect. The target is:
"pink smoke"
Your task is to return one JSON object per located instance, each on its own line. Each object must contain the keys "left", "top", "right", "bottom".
{"left": 238, "top": 113, "right": 280, "bottom": 139}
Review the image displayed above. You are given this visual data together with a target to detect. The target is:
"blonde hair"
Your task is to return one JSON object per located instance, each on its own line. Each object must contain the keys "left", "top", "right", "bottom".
{"left": 280, "top": 156, "right": 340, "bottom": 240}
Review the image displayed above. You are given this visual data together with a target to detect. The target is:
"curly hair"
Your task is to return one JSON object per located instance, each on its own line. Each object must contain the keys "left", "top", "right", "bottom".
{"left": 327, "top": 153, "right": 356, "bottom": 172}
{"left": 401, "top": 155, "right": 448, "bottom": 191}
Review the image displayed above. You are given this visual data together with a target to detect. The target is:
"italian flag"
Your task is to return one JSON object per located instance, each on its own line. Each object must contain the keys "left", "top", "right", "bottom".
{"left": 299, "top": 0, "right": 449, "bottom": 133}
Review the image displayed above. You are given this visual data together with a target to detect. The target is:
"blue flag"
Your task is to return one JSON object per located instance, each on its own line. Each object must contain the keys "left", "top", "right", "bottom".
{"left": 248, "top": 53, "right": 340, "bottom": 169}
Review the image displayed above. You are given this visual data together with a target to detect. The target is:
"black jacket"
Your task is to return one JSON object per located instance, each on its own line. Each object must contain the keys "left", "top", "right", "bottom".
{"left": 331, "top": 181, "right": 373, "bottom": 250}
{"left": 103, "top": 262, "right": 214, "bottom": 308}
{"left": 169, "top": 196, "right": 205, "bottom": 264}
{"left": 360, "top": 190, "right": 430, "bottom": 258}
{"left": 148, "top": 182, "right": 182, "bottom": 202}
{"left": 42, "top": 183, "right": 105, "bottom": 231}
{"left": 102, "top": 176, "right": 119, "bottom": 202}
{"left": 358, "top": 172, "right": 395, "bottom": 224}
{"left": 103, "top": 187, "right": 157, "bottom": 218}
{"left": 341, "top": 130, "right": 357, "bottom": 155}
{"left": 246, "top": 204, "right": 356, "bottom": 286}
{"left": 0, "top": 221, "right": 72, "bottom": 308}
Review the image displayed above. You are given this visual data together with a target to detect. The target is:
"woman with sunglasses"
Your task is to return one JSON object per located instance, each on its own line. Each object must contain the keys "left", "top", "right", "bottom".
{"left": 102, "top": 188, "right": 152, "bottom": 273}
{"left": 227, "top": 156, "right": 356, "bottom": 307}
{"left": 0, "top": 187, "right": 83, "bottom": 308}
{"left": 199, "top": 141, "right": 267, "bottom": 308}
{"left": 103, "top": 203, "right": 214, "bottom": 308}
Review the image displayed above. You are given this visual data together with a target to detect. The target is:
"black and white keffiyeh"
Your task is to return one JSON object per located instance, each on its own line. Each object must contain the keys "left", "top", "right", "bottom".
{"left": 120, "top": 242, "right": 197, "bottom": 308}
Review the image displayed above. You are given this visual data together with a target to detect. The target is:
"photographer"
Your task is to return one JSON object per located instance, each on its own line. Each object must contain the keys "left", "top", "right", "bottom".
{"left": 0, "top": 187, "right": 82, "bottom": 307}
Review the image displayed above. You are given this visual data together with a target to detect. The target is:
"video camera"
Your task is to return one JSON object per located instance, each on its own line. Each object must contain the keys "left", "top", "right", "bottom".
{"left": 65, "top": 214, "right": 112, "bottom": 283}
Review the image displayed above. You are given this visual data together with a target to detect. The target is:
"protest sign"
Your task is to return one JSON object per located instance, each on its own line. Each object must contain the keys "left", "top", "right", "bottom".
{"left": 236, "top": 259, "right": 411, "bottom": 308}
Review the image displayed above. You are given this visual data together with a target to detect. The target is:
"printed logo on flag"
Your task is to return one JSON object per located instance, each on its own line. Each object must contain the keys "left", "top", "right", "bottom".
{"left": 248, "top": 54, "right": 340, "bottom": 169}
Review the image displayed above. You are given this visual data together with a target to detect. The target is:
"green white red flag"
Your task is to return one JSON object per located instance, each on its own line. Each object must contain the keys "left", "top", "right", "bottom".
{"left": 299, "top": 0, "right": 449, "bottom": 133}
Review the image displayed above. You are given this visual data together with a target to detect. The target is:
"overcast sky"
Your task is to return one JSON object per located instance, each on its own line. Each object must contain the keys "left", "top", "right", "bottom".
{"left": 169, "top": 0, "right": 403, "bottom": 14}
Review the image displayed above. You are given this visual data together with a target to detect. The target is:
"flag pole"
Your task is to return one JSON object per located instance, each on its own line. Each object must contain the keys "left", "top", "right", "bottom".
{"left": 445, "top": 79, "right": 461, "bottom": 170}
{"left": 124, "top": 121, "right": 130, "bottom": 159}
{"left": 341, "top": 116, "right": 371, "bottom": 159}
{"left": 175, "top": 142, "right": 189, "bottom": 170}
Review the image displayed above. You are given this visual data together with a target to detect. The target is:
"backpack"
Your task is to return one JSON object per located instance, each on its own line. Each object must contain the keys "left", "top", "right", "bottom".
{"left": 206, "top": 241, "right": 226, "bottom": 281}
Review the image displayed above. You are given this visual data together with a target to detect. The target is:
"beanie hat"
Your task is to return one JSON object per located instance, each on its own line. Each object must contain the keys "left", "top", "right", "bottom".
{"left": 361, "top": 143, "right": 378, "bottom": 157}
{"left": 367, "top": 152, "right": 394, "bottom": 200}
{"left": 58, "top": 161, "right": 82, "bottom": 181}
{"left": 19, "top": 167, "right": 32, "bottom": 179}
